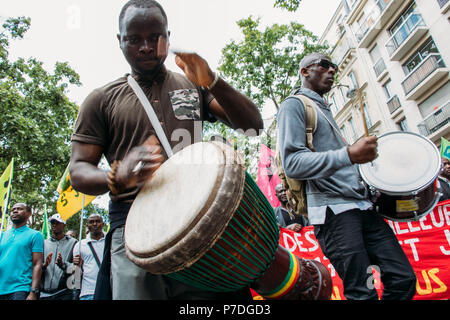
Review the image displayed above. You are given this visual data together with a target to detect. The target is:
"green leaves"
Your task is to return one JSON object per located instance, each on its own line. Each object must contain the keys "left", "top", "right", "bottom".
{"left": 274, "top": 0, "right": 302, "bottom": 12}
{"left": 1, "top": 16, "right": 31, "bottom": 40}
{"left": 219, "top": 16, "right": 327, "bottom": 110}
{"left": 0, "top": 17, "right": 80, "bottom": 222}
{"left": 204, "top": 13, "right": 328, "bottom": 176}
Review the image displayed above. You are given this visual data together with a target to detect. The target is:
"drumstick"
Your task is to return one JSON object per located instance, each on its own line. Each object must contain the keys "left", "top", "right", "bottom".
{"left": 357, "top": 88, "right": 369, "bottom": 137}
{"left": 132, "top": 161, "right": 144, "bottom": 174}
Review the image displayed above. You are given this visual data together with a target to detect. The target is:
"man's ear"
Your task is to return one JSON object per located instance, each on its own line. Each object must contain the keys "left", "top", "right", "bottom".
{"left": 300, "top": 67, "right": 309, "bottom": 78}
{"left": 117, "top": 34, "right": 122, "bottom": 48}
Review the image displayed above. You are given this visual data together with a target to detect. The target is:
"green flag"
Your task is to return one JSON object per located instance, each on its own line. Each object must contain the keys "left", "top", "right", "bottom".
{"left": 441, "top": 137, "right": 450, "bottom": 160}
{"left": 41, "top": 206, "right": 50, "bottom": 240}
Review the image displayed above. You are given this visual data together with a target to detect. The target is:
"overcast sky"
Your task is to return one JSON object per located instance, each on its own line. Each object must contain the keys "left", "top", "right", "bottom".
{"left": 1, "top": 0, "right": 340, "bottom": 209}
{"left": 1, "top": 0, "right": 340, "bottom": 107}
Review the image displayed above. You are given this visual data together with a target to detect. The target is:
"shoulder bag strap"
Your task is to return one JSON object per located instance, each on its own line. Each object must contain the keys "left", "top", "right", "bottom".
{"left": 127, "top": 75, "right": 174, "bottom": 158}
{"left": 87, "top": 241, "right": 101, "bottom": 268}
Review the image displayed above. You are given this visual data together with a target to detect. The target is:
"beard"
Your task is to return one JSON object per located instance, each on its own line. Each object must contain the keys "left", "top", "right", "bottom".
{"left": 11, "top": 216, "right": 27, "bottom": 225}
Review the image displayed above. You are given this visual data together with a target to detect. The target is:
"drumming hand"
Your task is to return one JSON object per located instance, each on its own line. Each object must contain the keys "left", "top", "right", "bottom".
{"left": 115, "top": 135, "right": 164, "bottom": 190}
{"left": 347, "top": 136, "right": 378, "bottom": 164}
{"left": 174, "top": 52, "right": 216, "bottom": 88}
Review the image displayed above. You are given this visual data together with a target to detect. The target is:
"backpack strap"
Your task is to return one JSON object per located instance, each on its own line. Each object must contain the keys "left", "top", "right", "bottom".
{"left": 275, "top": 94, "right": 319, "bottom": 218}
{"left": 285, "top": 94, "right": 318, "bottom": 152}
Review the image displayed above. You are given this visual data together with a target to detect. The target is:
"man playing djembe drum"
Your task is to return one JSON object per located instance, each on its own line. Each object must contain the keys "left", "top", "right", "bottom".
{"left": 277, "top": 52, "right": 417, "bottom": 300}
{"left": 69, "top": 0, "right": 263, "bottom": 300}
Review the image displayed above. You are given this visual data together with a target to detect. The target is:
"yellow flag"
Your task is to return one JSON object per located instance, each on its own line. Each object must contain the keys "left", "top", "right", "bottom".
{"left": 0, "top": 158, "right": 14, "bottom": 232}
{"left": 56, "top": 164, "right": 96, "bottom": 221}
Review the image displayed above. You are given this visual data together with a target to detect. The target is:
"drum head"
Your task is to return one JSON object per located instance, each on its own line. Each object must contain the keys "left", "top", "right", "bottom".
{"left": 359, "top": 131, "right": 441, "bottom": 195}
{"left": 124, "top": 141, "right": 245, "bottom": 273}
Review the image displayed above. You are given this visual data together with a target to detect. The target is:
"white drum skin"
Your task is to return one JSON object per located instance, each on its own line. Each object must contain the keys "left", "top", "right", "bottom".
{"left": 359, "top": 131, "right": 441, "bottom": 221}
{"left": 124, "top": 141, "right": 246, "bottom": 273}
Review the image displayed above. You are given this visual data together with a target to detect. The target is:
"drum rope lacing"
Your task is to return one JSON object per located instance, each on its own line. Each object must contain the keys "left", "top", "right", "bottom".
{"left": 167, "top": 172, "right": 280, "bottom": 292}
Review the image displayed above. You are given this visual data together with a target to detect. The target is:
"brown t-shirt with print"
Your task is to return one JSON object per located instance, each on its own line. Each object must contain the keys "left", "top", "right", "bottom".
{"left": 71, "top": 66, "right": 216, "bottom": 202}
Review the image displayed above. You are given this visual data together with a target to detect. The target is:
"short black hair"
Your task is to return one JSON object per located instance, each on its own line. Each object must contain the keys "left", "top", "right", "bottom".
{"left": 13, "top": 203, "right": 32, "bottom": 213}
{"left": 119, "top": 0, "right": 168, "bottom": 32}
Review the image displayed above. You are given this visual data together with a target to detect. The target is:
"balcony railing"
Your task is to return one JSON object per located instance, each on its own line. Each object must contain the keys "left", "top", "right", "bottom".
{"left": 373, "top": 58, "right": 386, "bottom": 78}
{"left": 385, "top": 13, "right": 426, "bottom": 56}
{"left": 331, "top": 37, "right": 355, "bottom": 66}
{"left": 401, "top": 53, "right": 446, "bottom": 95}
{"left": 438, "top": 0, "right": 449, "bottom": 8}
{"left": 386, "top": 95, "right": 401, "bottom": 113}
{"left": 418, "top": 101, "right": 450, "bottom": 136}
{"left": 355, "top": 0, "right": 390, "bottom": 42}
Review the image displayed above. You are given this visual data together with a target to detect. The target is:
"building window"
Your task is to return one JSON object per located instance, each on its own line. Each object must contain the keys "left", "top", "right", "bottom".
{"left": 340, "top": 124, "right": 349, "bottom": 143}
{"left": 349, "top": 71, "right": 358, "bottom": 89}
{"left": 397, "top": 118, "right": 409, "bottom": 132}
{"left": 339, "top": 86, "right": 347, "bottom": 103}
{"left": 363, "top": 104, "right": 372, "bottom": 128}
{"left": 369, "top": 44, "right": 381, "bottom": 63}
{"left": 382, "top": 79, "right": 393, "bottom": 99}
{"left": 403, "top": 38, "right": 439, "bottom": 75}
{"left": 348, "top": 117, "right": 358, "bottom": 141}
{"left": 369, "top": 44, "right": 386, "bottom": 77}
{"left": 331, "top": 94, "right": 339, "bottom": 113}
{"left": 389, "top": 2, "right": 417, "bottom": 36}
{"left": 348, "top": 0, "right": 358, "bottom": 9}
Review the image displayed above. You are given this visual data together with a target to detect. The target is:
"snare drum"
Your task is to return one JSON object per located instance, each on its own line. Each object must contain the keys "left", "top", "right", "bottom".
{"left": 125, "top": 141, "right": 332, "bottom": 300}
{"left": 359, "top": 131, "right": 441, "bottom": 222}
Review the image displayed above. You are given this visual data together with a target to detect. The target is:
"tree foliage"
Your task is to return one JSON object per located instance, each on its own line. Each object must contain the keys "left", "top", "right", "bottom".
{"left": 64, "top": 204, "right": 110, "bottom": 240}
{"left": 219, "top": 16, "right": 328, "bottom": 111}
{"left": 204, "top": 16, "right": 327, "bottom": 176}
{"left": 0, "top": 17, "right": 81, "bottom": 227}
{"left": 273, "top": 0, "right": 302, "bottom": 12}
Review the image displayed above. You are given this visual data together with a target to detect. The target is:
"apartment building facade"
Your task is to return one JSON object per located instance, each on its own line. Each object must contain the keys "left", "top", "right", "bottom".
{"left": 320, "top": 0, "right": 450, "bottom": 147}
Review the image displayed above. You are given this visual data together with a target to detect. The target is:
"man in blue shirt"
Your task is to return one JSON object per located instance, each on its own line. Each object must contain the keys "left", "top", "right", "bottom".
{"left": 0, "top": 203, "right": 44, "bottom": 300}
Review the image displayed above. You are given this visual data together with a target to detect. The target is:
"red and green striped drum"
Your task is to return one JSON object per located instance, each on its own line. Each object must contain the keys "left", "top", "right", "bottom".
{"left": 124, "top": 141, "right": 332, "bottom": 300}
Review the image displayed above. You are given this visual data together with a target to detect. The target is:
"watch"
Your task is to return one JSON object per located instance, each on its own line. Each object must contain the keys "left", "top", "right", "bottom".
{"left": 30, "top": 288, "right": 40, "bottom": 294}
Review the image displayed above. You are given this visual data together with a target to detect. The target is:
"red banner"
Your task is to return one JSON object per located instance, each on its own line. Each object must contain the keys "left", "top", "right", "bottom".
{"left": 256, "top": 144, "right": 281, "bottom": 208}
{"left": 253, "top": 200, "right": 450, "bottom": 300}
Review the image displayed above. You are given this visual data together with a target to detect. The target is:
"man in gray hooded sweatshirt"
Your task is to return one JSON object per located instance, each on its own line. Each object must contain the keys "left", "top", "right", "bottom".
{"left": 277, "top": 52, "right": 416, "bottom": 300}
{"left": 40, "top": 214, "right": 78, "bottom": 300}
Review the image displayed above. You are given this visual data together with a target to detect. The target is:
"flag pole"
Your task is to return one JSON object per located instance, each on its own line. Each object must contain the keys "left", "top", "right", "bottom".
{"left": 74, "top": 194, "right": 86, "bottom": 291}
{"left": 0, "top": 208, "right": 4, "bottom": 236}
{"left": 79, "top": 194, "right": 85, "bottom": 243}
{"left": 0, "top": 158, "right": 14, "bottom": 236}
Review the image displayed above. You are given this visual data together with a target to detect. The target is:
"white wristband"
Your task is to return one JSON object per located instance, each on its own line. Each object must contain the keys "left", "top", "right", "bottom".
{"left": 205, "top": 72, "right": 219, "bottom": 91}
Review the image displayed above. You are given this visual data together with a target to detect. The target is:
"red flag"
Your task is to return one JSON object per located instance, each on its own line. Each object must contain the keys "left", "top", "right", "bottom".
{"left": 257, "top": 144, "right": 281, "bottom": 207}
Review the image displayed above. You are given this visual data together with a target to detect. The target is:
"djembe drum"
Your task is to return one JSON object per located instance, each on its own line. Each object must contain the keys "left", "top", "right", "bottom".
{"left": 124, "top": 141, "right": 332, "bottom": 300}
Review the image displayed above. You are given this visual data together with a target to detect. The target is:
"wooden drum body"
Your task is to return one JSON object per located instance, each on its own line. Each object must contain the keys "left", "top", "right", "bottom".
{"left": 125, "top": 141, "right": 331, "bottom": 300}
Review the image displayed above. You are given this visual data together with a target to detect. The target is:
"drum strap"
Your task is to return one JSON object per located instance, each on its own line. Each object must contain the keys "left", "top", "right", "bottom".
{"left": 127, "top": 75, "right": 174, "bottom": 158}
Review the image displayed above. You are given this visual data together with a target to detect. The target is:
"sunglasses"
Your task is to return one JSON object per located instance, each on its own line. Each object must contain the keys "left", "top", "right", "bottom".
{"left": 306, "top": 59, "right": 339, "bottom": 73}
